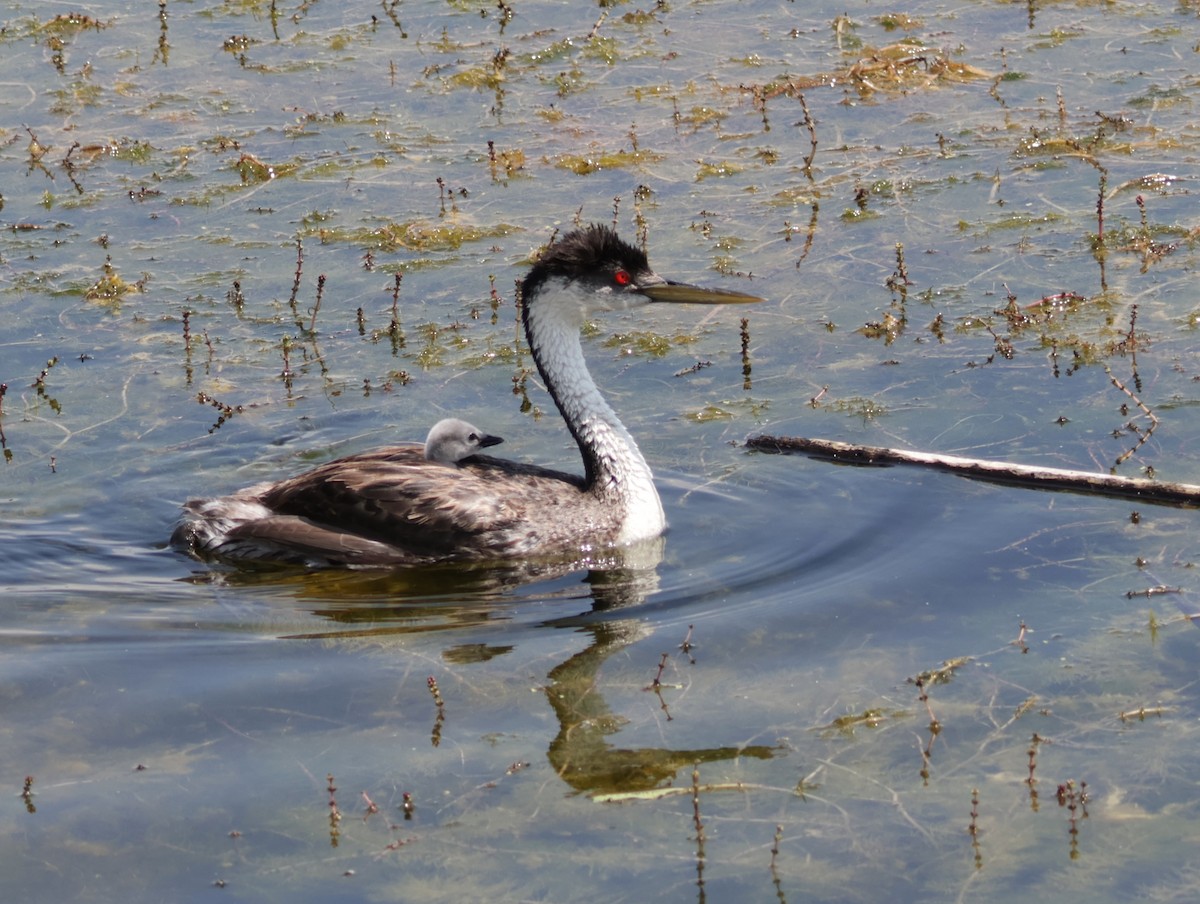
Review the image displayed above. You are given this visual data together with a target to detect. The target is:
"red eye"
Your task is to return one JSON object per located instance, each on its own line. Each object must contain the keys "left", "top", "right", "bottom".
{"left": 614, "top": 269, "right": 632, "bottom": 286}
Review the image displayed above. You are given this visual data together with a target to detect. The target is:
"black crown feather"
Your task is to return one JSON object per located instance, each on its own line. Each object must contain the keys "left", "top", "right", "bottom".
{"left": 523, "top": 224, "right": 650, "bottom": 293}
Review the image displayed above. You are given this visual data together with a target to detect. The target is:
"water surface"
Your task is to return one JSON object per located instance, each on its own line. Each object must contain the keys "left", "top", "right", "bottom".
{"left": 3, "top": 1, "right": 1200, "bottom": 901}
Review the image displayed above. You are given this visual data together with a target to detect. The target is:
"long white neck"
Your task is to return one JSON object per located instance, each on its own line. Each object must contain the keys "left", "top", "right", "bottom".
{"left": 524, "top": 280, "right": 666, "bottom": 543}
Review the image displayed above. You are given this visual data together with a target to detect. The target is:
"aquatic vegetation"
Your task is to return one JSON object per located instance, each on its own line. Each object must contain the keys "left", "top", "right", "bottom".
{"left": 308, "top": 219, "right": 517, "bottom": 252}
{"left": 83, "top": 257, "right": 143, "bottom": 306}
{"left": 3, "top": 1, "right": 1200, "bottom": 902}
{"left": 233, "top": 152, "right": 298, "bottom": 183}
{"left": 695, "top": 159, "right": 744, "bottom": 181}
{"left": 603, "top": 329, "right": 699, "bottom": 357}
{"left": 553, "top": 147, "right": 664, "bottom": 175}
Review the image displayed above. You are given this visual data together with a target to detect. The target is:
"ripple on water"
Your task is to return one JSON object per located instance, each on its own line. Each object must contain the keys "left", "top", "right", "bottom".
{"left": 4, "top": 449, "right": 1119, "bottom": 651}
{"left": 639, "top": 459, "right": 945, "bottom": 624}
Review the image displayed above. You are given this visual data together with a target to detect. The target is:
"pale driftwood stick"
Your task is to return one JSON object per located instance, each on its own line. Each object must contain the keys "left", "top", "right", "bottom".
{"left": 746, "top": 434, "right": 1200, "bottom": 509}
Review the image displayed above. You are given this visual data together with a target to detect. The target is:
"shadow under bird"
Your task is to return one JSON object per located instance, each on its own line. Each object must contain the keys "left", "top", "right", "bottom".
{"left": 172, "top": 224, "right": 762, "bottom": 567}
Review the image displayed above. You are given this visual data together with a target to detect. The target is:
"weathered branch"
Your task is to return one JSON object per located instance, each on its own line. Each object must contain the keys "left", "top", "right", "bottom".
{"left": 746, "top": 434, "right": 1200, "bottom": 509}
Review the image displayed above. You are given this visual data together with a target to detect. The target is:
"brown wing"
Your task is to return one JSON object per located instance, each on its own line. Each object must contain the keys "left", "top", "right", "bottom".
{"left": 216, "top": 514, "right": 418, "bottom": 566}
{"left": 233, "top": 446, "right": 588, "bottom": 564}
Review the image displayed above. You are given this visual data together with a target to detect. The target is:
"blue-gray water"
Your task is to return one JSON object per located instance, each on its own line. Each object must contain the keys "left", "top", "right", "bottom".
{"left": 3, "top": 1, "right": 1199, "bottom": 901}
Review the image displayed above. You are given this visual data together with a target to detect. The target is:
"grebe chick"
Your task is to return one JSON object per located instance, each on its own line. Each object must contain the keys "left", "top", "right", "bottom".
{"left": 424, "top": 418, "right": 503, "bottom": 464}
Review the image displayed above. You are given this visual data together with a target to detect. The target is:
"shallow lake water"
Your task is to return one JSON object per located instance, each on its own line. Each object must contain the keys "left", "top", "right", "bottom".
{"left": 3, "top": 1, "right": 1200, "bottom": 901}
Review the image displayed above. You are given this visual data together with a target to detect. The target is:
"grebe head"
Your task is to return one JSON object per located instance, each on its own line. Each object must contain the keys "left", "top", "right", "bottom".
{"left": 521, "top": 224, "right": 762, "bottom": 320}
{"left": 423, "top": 418, "right": 504, "bottom": 464}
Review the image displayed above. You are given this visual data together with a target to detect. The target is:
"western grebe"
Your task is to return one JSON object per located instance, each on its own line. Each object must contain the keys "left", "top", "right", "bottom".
{"left": 172, "top": 224, "right": 761, "bottom": 566}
